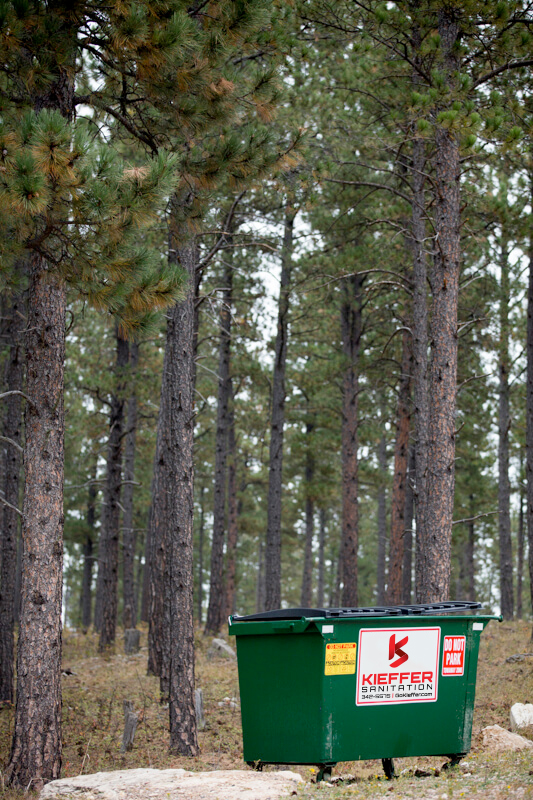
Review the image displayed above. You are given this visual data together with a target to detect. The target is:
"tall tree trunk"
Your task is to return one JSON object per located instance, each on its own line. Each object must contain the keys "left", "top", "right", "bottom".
{"left": 265, "top": 208, "right": 296, "bottom": 610}
{"left": 0, "top": 289, "right": 25, "bottom": 705}
{"left": 376, "top": 427, "right": 387, "bottom": 605}
{"left": 402, "top": 444, "right": 415, "bottom": 604}
{"left": 147, "top": 362, "right": 169, "bottom": 683}
{"left": 225, "top": 380, "right": 238, "bottom": 618}
{"left": 466, "top": 499, "right": 476, "bottom": 600}
{"left": 6, "top": 260, "right": 66, "bottom": 789}
{"left": 411, "top": 137, "right": 430, "bottom": 599}
{"left": 205, "top": 249, "right": 234, "bottom": 634}
{"left": 498, "top": 234, "right": 514, "bottom": 619}
{"left": 140, "top": 491, "right": 153, "bottom": 625}
{"left": 166, "top": 221, "right": 199, "bottom": 755}
{"left": 420, "top": 10, "right": 461, "bottom": 602}
{"left": 517, "top": 482, "right": 524, "bottom": 619}
{"left": 80, "top": 462, "right": 97, "bottom": 633}
{"left": 122, "top": 341, "right": 139, "bottom": 628}
{"left": 526, "top": 175, "right": 533, "bottom": 642}
{"left": 197, "top": 485, "right": 206, "bottom": 624}
{"left": 256, "top": 538, "right": 265, "bottom": 613}
{"left": 300, "top": 418, "right": 315, "bottom": 607}
{"left": 340, "top": 273, "right": 362, "bottom": 606}
{"left": 97, "top": 328, "right": 128, "bottom": 652}
{"left": 387, "top": 331, "right": 412, "bottom": 604}
{"left": 317, "top": 508, "right": 326, "bottom": 607}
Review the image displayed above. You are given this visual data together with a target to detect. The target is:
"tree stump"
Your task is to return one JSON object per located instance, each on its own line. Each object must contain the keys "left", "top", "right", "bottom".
{"left": 195, "top": 688, "right": 206, "bottom": 731}
{"left": 121, "top": 700, "right": 138, "bottom": 753}
{"left": 124, "top": 628, "right": 141, "bottom": 654}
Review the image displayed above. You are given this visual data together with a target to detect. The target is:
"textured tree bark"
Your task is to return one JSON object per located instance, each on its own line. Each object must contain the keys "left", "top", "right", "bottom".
{"left": 205, "top": 250, "right": 234, "bottom": 634}
{"left": 376, "top": 428, "right": 387, "bottom": 605}
{"left": 317, "top": 508, "right": 326, "bottom": 607}
{"left": 420, "top": 10, "right": 460, "bottom": 603}
{"left": 97, "top": 329, "right": 129, "bottom": 652}
{"left": 340, "top": 273, "right": 362, "bottom": 606}
{"left": 300, "top": 418, "right": 315, "bottom": 607}
{"left": 166, "top": 231, "right": 199, "bottom": 755}
{"left": 498, "top": 235, "right": 514, "bottom": 619}
{"left": 387, "top": 331, "right": 412, "bottom": 604}
{"left": 225, "top": 380, "right": 238, "bottom": 619}
{"left": 80, "top": 462, "right": 97, "bottom": 633}
{"left": 6, "top": 260, "right": 65, "bottom": 790}
{"left": 265, "top": 208, "right": 295, "bottom": 610}
{"left": 122, "top": 341, "right": 139, "bottom": 629}
{"left": 0, "top": 289, "right": 25, "bottom": 705}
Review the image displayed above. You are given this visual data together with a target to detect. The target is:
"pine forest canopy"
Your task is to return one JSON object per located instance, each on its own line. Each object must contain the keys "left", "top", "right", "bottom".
{"left": 1, "top": 0, "right": 533, "bottom": 791}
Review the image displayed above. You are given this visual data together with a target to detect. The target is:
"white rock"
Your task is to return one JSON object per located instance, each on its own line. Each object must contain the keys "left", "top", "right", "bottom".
{"left": 207, "top": 638, "right": 236, "bottom": 660}
{"left": 39, "top": 768, "right": 304, "bottom": 800}
{"left": 510, "top": 703, "right": 533, "bottom": 732}
{"left": 481, "top": 724, "right": 533, "bottom": 752}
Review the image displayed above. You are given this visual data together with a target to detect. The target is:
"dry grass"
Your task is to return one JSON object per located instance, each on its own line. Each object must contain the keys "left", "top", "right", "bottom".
{"left": 0, "top": 619, "right": 532, "bottom": 799}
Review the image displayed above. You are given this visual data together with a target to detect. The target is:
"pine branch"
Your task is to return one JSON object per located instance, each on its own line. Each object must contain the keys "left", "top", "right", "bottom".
{"left": 0, "top": 494, "right": 23, "bottom": 518}
{"left": 0, "top": 435, "right": 23, "bottom": 454}
{"left": 472, "top": 59, "right": 533, "bottom": 89}
{"left": 0, "top": 390, "right": 37, "bottom": 409}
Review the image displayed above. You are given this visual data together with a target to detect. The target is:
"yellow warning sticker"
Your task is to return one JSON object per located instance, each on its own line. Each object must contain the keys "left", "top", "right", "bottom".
{"left": 325, "top": 643, "right": 357, "bottom": 675}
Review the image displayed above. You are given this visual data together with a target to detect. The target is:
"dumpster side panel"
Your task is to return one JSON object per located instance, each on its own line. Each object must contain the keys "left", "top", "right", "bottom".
{"left": 235, "top": 630, "right": 327, "bottom": 764}
{"left": 324, "top": 618, "right": 482, "bottom": 761}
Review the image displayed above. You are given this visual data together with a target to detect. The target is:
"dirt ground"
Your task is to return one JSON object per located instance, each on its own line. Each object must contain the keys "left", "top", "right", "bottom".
{"left": 0, "top": 618, "right": 532, "bottom": 799}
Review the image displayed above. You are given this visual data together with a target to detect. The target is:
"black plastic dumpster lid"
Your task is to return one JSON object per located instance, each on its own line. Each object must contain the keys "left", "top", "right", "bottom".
{"left": 232, "top": 601, "right": 483, "bottom": 622}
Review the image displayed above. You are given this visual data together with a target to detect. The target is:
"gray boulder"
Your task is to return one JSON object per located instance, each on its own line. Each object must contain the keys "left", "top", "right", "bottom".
{"left": 207, "top": 637, "right": 236, "bottom": 660}
{"left": 39, "top": 768, "right": 303, "bottom": 800}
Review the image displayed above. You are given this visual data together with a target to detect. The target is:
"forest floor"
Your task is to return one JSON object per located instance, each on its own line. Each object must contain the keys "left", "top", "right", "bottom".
{"left": 0, "top": 618, "right": 532, "bottom": 799}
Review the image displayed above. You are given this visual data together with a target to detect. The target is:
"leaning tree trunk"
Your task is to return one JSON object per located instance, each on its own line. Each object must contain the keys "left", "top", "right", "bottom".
{"left": 0, "top": 288, "right": 25, "bottom": 705}
{"left": 6, "top": 260, "right": 66, "bottom": 790}
{"left": 340, "top": 273, "right": 363, "bottom": 606}
{"left": 300, "top": 418, "right": 315, "bottom": 607}
{"left": 420, "top": 10, "right": 461, "bottom": 603}
{"left": 122, "top": 341, "right": 139, "bottom": 628}
{"left": 97, "top": 328, "right": 128, "bottom": 652}
{"left": 166, "top": 219, "right": 199, "bottom": 755}
{"left": 387, "top": 330, "right": 412, "bottom": 604}
{"left": 205, "top": 248, "right": 234, "bottom": 634}
{"left": 498, "top": 233, "right": 514, "bottom": 619}
{"left": 265, "top": 208, "right": 296, "bottom": 610}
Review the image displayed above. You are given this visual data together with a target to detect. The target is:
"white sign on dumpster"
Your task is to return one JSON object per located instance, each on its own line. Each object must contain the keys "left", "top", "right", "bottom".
{"left": 356, "top": 627, "right": 440, "bottom": 705}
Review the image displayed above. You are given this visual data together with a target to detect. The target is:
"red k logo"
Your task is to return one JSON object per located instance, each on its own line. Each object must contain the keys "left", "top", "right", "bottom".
{"left": 389, "top": 633, "right": 409, "bottom": 668}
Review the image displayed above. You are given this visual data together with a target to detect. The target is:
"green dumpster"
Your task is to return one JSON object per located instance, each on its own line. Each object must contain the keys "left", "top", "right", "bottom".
{"left": 228, "top": 602, "right": 500, "bottom": 778}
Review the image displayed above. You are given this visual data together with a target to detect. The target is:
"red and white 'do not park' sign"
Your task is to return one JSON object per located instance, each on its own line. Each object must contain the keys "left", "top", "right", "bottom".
{"left": 356, "top": 627, "right": 441, "bottom": 706}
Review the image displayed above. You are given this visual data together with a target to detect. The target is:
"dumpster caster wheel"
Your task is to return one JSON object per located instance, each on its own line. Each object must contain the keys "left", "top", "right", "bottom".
{"left": 382, "top": 758, "right": 395, "bottom": 779}
{"left": 443, "top": 754, "right": 464, "bottom": 770}
{"left": 316, "top": 765, "right": 335, "bottom": 782}
{"left": 246, "top": 761, "right": 263, "bottom": 771}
